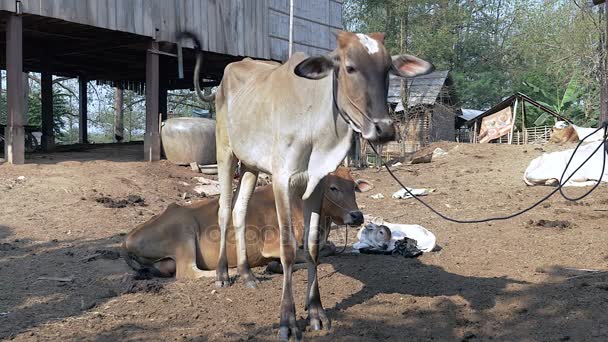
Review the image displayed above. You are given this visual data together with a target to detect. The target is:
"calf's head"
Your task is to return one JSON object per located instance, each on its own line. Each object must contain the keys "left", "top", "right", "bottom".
{"left": 322, "top": 167, "right": 373, "bottom": 226}
{"left": 359, "top": 223, "right": 392, "bottom": 250}
{"left": 294, "top": 31, "right": 434, "bottom": 143}
{"left": 549, "top": 122, "right": 577, "bottom": 144}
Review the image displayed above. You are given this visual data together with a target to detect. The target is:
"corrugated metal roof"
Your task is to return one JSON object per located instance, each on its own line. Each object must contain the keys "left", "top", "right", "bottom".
{"left": 460, "top": 108, "right": 484, "bottom": 121}
{"left": 388, "top": 70, "right": 450, "bottom": 107}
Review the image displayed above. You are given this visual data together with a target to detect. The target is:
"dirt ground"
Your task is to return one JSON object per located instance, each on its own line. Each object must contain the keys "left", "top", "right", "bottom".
{"left": 1, "top": 141, "right": 608, "bottom": 341}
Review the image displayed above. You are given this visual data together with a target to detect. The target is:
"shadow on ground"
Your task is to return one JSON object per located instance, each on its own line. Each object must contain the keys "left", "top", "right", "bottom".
{"left": 231, "top": 253, "right": 608, "bottom": 341}
{"left": 2, "top": 228, "right": 608, "bottom": 341}
{"left": 0, "top": 225, "right": 168, "bottom": 340}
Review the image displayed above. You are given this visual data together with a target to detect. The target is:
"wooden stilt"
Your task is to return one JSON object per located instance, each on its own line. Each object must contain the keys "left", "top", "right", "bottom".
{"left": 78, "top": 76, "right": 88, "bottom": 144}
{"left": 41, "top": 56, "right": 55, "bottom": 151}
{"left": 144, "top": 41, "right": 161, "bottom": 161}
{"left": 5, "top": 14, "right": 25, "bottom": 164}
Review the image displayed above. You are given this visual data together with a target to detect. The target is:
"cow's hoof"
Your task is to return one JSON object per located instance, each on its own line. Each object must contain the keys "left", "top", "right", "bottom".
{"left": 244, "top": 279, "right": 259, "bottom": 289}
{"left": 239, "top": 267, "right": 260, "bottom": 288}
{"left": 215, "top": 273, "right": 231, "bottom": 288}
{"left": 278, "top": 325, "right": 302, "bottom": 341}
{"left": 243, "top": 274, "right": 260, "bottom": 288}
{"left": 215, "top": 268, "right": 231, "bottom": 288}
{"left": 307, "top": 304, "right": 331, "bottom": 331}
{"left": 215, "top": 280, "right": 231, "bottom": 288}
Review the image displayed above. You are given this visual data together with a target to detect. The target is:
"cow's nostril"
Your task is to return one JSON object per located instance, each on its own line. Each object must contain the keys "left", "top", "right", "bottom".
{"left": 375, "top": 123, "right": 383, "bottom": 135}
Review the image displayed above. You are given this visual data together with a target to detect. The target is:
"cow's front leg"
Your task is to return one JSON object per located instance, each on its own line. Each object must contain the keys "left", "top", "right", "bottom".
{"left": 273, "top": 177, "right": 301, "bottom": 341}
{"left": 216, "top": 151, "right": 237, "bottom": 287}
{"left": 303, "top": 181, "right": 330, "bottom": 332}
{"left": 232, "top": 168, "right": 259, "bottom": 288}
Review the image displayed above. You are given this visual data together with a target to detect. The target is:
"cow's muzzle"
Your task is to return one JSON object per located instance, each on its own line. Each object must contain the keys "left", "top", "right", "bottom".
{"left": 363, "top": 119, "right": 396, "bottom": 143}
{"left": 343, "top": 210, "right": 364, "bottom": 226}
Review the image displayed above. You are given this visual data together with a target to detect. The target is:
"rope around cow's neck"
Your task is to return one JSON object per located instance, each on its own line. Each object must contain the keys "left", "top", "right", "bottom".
{"left": 332, "top": 69, "right": 374, "bottom": 132}
{"left": 323, "top": 215, "right": 349, "bottom": 255}
{"left": 368, "top": 121, "right": 608, "bottom": 224}
{"left": 322, "top": 194, "right": 351, "bottom": 254}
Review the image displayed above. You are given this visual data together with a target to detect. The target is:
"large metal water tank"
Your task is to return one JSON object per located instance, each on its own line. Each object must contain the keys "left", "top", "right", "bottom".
{"left": 161, "top": 117, "right": 216, "bottom": 165}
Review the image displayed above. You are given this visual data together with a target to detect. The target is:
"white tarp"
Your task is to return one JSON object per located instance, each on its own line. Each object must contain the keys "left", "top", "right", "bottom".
{"left": 524, "top": 141, "right": 608, "bottom": 187}
{"left": 392, "top": 187, "right": 435, "bottom": 199}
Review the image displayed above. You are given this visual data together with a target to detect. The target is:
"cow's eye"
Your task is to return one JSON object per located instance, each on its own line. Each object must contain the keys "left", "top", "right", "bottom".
{"left": 330, "top": 186, "right": 339, "bottom": 192}
{"left": 345, "top": 65, "right": 356, "bottom": 74}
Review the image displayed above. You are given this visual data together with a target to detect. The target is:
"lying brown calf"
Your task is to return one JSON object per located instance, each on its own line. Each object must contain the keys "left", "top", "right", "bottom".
{"left": 123, "top": 167, "right": 371, "bottom": 279}
{"left": 549, "top": 125, "right": 578, "bottom": 145}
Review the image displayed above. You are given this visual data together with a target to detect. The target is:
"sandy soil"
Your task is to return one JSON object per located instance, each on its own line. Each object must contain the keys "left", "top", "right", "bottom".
{"left": 1, "top": 141, "right": 608, "bottom": 341}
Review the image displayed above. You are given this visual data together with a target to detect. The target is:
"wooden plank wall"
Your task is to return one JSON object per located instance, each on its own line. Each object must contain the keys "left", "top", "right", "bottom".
{"left": 1, "top": 0, "right": 341, "bottom": 61}
{"left": 1, "top": 0, "right": 277, "bottom": 59}
{"left": 268, "top": 0, "right": 343, "bottom": 61}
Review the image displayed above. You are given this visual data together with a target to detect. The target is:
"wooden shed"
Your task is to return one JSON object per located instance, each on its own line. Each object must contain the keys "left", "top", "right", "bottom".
{"left": 0, "top": 0, "right": 343, "bottom": 164}
{"left": 384, "top": 70, "right": 461, "bottom": 155}
{"left": 466, "top": 93, "right": 572, "bottom": 145}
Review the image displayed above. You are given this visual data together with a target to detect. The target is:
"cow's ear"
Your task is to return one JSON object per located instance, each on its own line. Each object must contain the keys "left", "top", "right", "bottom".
{"left": 355, "top": 179, "right": 374, "bottom": 193}
{"left": 294, "top": 54, "right": 336, "bottom": 80}
{"left": 390, "top": 54, "right": 435, "bottom": 78}
{"left": 368, "top": 32, "right": 386, "bottom": 45}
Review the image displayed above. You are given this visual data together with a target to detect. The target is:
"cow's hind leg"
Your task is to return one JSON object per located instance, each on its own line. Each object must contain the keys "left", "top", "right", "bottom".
{"left": 273, "top": 177, "right": 301, "bottom": 341}
{"left": 232, "top": 167, "right": 259, "bottom": 288}
{"left": 303, "top": 181, "right": 330, "bottom": 331}
{"left": 216, "top": 146, "right": 237, "bottom": 287}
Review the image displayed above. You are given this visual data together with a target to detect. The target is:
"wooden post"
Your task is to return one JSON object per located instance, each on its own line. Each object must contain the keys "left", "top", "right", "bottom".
{"left": 288, "top": 0, "right": 294, "bottom": 58}
{"left": 5, "top": 14, "right": 25, "bottom": 164}
{"left": 509, "top": 98, "right": 518, "bottom": 145}
{"left": 78, "top": 76, "right": 88, "bottom": 144}
{"left": 602, "top": 2, "right": 608, "bottom": 126}
{"left": 41, "top": 56, "right": 55, "bottom": 151}
{"left": 521, "top": 100, "right": 527, "bottom": 144}
{"left": 145, "top": 41, "right": 161, "bottom": 161}
{"left": 114, "top": 87, "right": 124, "bottom": 142}
{"left": 473, "top": 121, "right": 478, "bottom": 143}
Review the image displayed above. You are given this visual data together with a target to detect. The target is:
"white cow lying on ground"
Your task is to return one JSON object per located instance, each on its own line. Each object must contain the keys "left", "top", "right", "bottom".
{"left": 524, "top": 140, "right": 608, "bottom": 187}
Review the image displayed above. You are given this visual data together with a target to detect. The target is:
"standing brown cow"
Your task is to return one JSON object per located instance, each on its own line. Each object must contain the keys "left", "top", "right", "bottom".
{"left": 181, "top": 30, "right": 433, "bottom": 340}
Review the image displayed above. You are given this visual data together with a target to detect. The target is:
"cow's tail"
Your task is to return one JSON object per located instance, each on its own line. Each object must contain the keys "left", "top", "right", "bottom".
{"left": 120, "top": 242, "right": 165, "bottom": 278}
{"left": 177, "top": 31, "right": 215, "bottom": 103}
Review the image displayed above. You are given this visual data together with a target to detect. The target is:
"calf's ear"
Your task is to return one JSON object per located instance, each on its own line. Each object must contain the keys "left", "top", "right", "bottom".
{"left": 294, "top": 54, "right": 337, "bottom": 80}
{"left": 355, "top": 179, "right": 374, "bottom": 193}
{"left": 391, "top": 55, "right": 435, "bottom": 78}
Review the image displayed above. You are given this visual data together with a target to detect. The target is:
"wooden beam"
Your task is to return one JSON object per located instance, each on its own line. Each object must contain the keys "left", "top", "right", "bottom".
{"left": 41, "top": 56, "right": 55, "bottom": 151}
{"left": 144, "top": 41, "right": 161, "bottom": 161}
{"left": 5, "top": 14, "right": 25, "bottom": 164}
{"left": 78, "top": 76, "right": 88, "bottom": 144}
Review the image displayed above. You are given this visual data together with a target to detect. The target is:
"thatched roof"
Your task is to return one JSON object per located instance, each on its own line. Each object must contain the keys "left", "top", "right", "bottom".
{"left": 388, "top": 70, "right": 450, "bottom": 109}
